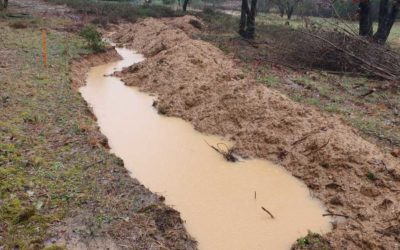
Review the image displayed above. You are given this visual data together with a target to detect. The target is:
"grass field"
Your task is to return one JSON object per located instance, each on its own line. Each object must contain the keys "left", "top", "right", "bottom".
{"left": 0, "top": 12, "right": 190, "bottom": 249}
{"left": 0, "top": 15, "right": 112, "bottom": 248}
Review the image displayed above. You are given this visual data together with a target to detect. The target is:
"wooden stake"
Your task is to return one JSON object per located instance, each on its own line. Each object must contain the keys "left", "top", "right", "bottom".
{"left": 42, "top": 29, "right": 47, "bottom": 67}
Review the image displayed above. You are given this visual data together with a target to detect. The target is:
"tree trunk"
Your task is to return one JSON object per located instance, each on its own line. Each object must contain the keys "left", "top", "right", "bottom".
{"left": 287, "top": 6, "right": 294, "bottom": 20}
{"left": 246, "top": 0, "right": 257, "bottom": 39}
{"left": 359, "top": 0, "right": 373, "bottom": 36}
{"left": 0, "top": 0, "right": 6, "bottom": 9}
{"left": 278, "top": 5, "right": 285, "bottom": 17}
{"left": 386, "top": 1, "right": 399, "bottom": 35}
{"left": 183, "top": 0, "right": 189, "bottom": 11}
{"left": 239, "top": 0, "right": 249, "bottom": 36}
{"left": 239, "top": 0, "right": 257, "bottom": 39}
{"left": 374, "top": 0, "right": 389, "bottom": 39}
{"left": 374, "top": 0, "right": 399, "bottom": 43}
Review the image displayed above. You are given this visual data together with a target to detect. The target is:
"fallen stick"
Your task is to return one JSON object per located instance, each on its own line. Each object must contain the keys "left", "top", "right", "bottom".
{"left": 261, "top": 207, "right": 275, "bottom": 219}
{"left": 305, "top": 138, "right": 331, "bottom": 156}
{"left": 292, "top": 127, "right": 327, "bottom": 146}
{"left": 83, "top": 158, "right": 105, "bottom": 170}
{"left": 323, "top": 213, "right": 349, "bottom": 219}
{"left": 360, "top": 88, "right": 376, "bottom": 98}
{"left": 323, "top": 213, "right": 364, "bottom": 228}
{"left": 204, "top": 140, "right": 238, "bottom": 162}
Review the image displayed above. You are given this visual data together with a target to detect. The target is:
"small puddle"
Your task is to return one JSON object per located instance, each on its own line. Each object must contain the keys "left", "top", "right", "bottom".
{"left": 80, "top": 47, "right": 331, "bottom": 250}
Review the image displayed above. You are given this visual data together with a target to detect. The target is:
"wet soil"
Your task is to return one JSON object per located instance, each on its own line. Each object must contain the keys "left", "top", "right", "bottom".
{"left": 108, "top": 16, "right": 400, "bottom": 249}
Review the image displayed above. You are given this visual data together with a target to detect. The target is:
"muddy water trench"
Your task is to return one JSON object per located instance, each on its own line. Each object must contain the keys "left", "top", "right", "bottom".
{"left": 80, "top": 47, "right": 331, "bottom": 250}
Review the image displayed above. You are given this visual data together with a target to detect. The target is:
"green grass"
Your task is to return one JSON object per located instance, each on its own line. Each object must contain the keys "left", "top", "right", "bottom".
{"left": 259, "top": 75, "right": 280, "bottom": 87}
{"left": 292, "top": 231, "right": 331, "bottom": 249}
{"left": 0, "top": 16, "right": 119, "bottom": 249}
{"left": 1, "top": 12, "right": 193, "bottom": 249}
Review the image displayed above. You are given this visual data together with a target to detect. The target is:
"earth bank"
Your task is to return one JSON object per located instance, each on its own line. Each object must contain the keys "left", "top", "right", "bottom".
{"left": 108, "top": 16, "right": 400, "bottom": 249}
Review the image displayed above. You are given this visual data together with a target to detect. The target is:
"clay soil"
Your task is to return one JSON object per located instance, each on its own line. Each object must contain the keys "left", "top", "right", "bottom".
{"left": 108, "top": 16, "right": 400, "bottom": 249}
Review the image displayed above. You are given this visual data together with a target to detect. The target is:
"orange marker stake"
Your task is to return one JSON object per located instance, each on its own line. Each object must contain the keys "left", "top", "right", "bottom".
{"left": 42, "top": 29, "right": 47, "bottom": 68}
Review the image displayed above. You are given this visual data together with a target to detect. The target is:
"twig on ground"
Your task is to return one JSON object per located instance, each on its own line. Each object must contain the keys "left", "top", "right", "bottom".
{"left": 360, "top": 88, "right": 376, "bottom": 98}
{"left": 323, "top": 213, "right": 365, "bottom": 228}
{"left": 323, "top": 213, "right": 350, "bottom": 218}
{"left": 83, "top": 158, "right": 105, "bottom": 169}
{"left": 305, "top": 138, "right": 331, "bottom": 156}
{"left": 292, "top": 127, "right": 327, "bottom": 146}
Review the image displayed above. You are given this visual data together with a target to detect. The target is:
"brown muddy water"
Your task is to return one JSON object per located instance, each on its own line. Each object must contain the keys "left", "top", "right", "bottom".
{"left": 80, "top": 47, "right": 331, "bottom": 250}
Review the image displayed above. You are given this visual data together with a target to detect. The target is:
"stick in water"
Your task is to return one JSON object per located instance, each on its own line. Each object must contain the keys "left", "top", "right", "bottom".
{"left": 261, "top": 207, "right": 275, "bottom": 219}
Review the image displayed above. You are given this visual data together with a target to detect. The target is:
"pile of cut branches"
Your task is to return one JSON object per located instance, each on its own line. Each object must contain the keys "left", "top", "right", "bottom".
{"left": 267, "top": 27, "right": 400, "bottom": 82}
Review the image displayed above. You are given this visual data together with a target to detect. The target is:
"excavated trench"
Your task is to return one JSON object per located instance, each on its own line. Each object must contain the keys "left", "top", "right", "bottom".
{"left": 80, "top": 47, "right": 331, "bottom": 250}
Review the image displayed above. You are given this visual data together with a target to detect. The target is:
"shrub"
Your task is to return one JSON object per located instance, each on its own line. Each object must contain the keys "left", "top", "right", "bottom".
{"left": 79, "top": 25, "right": 106, "bottom": 53}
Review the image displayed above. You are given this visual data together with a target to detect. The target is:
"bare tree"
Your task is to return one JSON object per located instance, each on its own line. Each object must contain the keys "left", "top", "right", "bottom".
{"left": 286, "top": 0, "right": 301, "bottom": 19}
{"left": 183, "top": 0, "right": 189, "bottom": 11}
{"left": 373, "top": 0, "right": 400, "bottom": 43}
{"left": 258, "top": 0, "right": 273, "bottom": 13}
{"left": 239, "top": 0, "right": 258, "bottom": 39}
{"left": 0, "top": 0, "right": 8, "bottom": 9}
{"left": 275, "top": 0, "right": 286, "bottom": 17}
{"left": 273, "top": 0, "right": 302, "bottom": 19}
{"left": 357, "top": 0, "right": 399, "bottom": 43}
{"left": 359, "top": 0, "right": 374, "bottom": 36}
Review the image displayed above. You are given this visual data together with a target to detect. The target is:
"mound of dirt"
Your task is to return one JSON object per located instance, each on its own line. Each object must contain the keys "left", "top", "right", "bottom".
{"left": 109, "top": 16, "right": 400, "bottom": 249}
{"left": 107, "top": 16, "right": 203, "bottom": 57}
{"left": 164, "top": 15, "right": 204, "bottom": 34}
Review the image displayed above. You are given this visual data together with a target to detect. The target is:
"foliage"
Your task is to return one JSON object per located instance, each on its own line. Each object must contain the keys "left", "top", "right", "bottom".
{"left": 292, "top": 231, "right": 331, "bottom": 249}
{"left": 260, "top": 75, "right": 280, "bottom": 87}
{"left": 79, "top": 25, "right": 106, "bottom": 53}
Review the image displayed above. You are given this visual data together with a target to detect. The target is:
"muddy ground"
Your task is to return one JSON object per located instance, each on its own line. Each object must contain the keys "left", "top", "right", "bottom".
{"left": 108, "top": 17, "right": 400, "bottom": 249}
{"left": 0, "top": 1, "right": 195, "bottom": 249}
